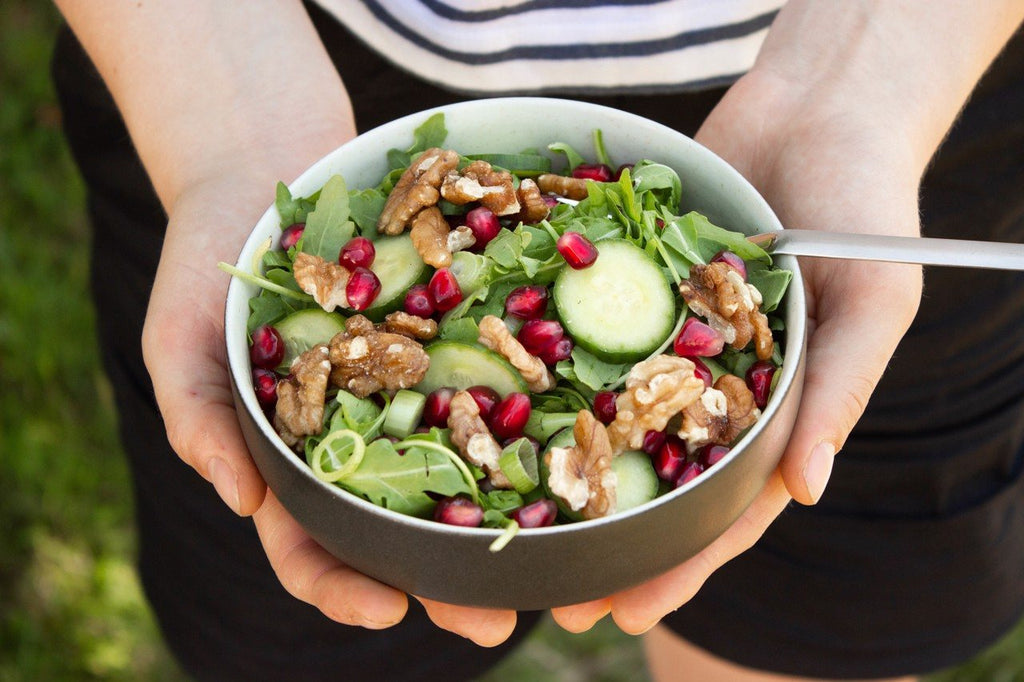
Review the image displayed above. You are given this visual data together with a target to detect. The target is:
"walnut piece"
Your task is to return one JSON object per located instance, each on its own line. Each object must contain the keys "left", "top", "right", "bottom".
{"left": 377, "top": 148, "right": 460, "bottom": 235}
{"left": 678, "top": 374, "right": 760, "bottom": 450}
{"left": 293, "top": 252, "right": 349, "bottom": 311}
{"left": 410, "top": 205, "right": 453, "bottom": 268}
{"left": 537, "top": 173, "right": 589, "bottom": 201}
{"left": 383, "top": 310, "right": 438, "bottom": 340}
{"left": 273, "top": 344, "right": 332, "bottom": 448}
{"left": 544, "top": 410, "right": 617, "bottom": 519}
{"left": 447, "top": 390, "right": 513, "bottom": 489}
{"left": 446, "top": 225, "right": 476, "bottom": 253}
{"left": 477, "top": 315, "right": 556, "bottom": 393}
{"left": 327, "top": 314, "right": 430, "bottom": 398}
{"left": 440, "top": 159, "right": 520, "bottom": 216}
{"left": 513, "top": 178, "right": 551, "bottom": 224}
{"left": 606, "top": 355, "right": 706, "bottom": 453}
{"left": 679, "top": 262, "right": 774, "bottom": 360}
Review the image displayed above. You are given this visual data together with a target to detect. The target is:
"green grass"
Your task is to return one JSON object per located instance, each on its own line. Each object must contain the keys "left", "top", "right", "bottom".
{"left": 1, "top": 3, "right": 1022, "bottom": 681}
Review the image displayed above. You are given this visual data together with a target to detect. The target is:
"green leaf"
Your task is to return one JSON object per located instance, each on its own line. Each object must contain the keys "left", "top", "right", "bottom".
{"left": 339, "top": 438, "right": 471, "bottom": 518}
{"left": 437, "top": 317, "right": 480, "bottom": 344}
{"left": 348, "top": 188, "right": 386, "bottom": 238}
{"left": 275, "top": 182, "right": 317, "bottom": 227}
{"left": 331, "top": 390, "right": 384, "bottom": 440}
{"left": 632, "top": 161, "right": 682, "bottom": 210}
{"left": 685, "top": 211, "right": 771, "bottom": 263}
{"left": 301, "top": 175, "right": 355, "bottom": 261}
{"left": 483, "top": 228, "right": 528, "bottom": 270}
{"left": 547, "top": 141, "right": 586, "bottom": 170}
{"left": 747, "top": 260, "right": 793, "bottom": 313}
{"left": 569, "top": 347, "right": 629, "bottom": 391}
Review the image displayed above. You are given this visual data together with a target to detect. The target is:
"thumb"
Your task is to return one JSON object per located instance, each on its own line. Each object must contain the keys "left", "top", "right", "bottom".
{"left": 779, "top": 261, "right": 921, "bottom": 505}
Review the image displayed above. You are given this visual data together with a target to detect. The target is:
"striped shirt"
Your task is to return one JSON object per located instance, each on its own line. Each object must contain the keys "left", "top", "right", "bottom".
{"left": 312, "top": 0, "right": 783, "bottom": 95}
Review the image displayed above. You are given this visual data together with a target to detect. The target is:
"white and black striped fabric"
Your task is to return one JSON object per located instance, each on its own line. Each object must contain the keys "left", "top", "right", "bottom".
{"left": 312, "top": 0, "right": 783, "bottom": 94}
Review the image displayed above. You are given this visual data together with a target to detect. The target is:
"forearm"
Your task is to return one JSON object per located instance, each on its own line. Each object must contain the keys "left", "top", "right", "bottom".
{"left": 53, "top": 0, "right": 356, "bottom": 212}
{"left": 751, "top": 0, "right": 1024, "bottom": 174}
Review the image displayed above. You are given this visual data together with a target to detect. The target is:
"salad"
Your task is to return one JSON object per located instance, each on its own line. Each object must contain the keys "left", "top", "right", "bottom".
{"left": 221, "top": 113, "right": 791, "bottom": 549}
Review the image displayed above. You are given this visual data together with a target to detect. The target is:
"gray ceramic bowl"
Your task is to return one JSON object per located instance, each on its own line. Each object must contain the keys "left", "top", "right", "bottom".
{"left": 225, "top": 98, "right": 806, "bottom": 610}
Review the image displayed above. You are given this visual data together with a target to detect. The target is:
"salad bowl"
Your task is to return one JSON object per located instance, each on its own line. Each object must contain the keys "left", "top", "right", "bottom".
{"left": 224, "top": 97, "right": 807, "bottom": 610}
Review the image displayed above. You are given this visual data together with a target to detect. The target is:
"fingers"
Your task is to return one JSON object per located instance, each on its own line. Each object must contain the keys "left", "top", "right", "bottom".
{"left": 610, "top": 470, "right": 791, "bottom": 634}
{"left": 415, "top": 597, "right": 518, "bottom": 647}
{"left": 142, "top": 301, "right": 268, "bottom": 516}
{"left": 779, "top": 261, "right": 922, "bottom": 505}
{"left": 551, "top": 598, "right": 612, "bottom": 633}
{"left": 254, "top": 490, "right": 409, "bottom": 629}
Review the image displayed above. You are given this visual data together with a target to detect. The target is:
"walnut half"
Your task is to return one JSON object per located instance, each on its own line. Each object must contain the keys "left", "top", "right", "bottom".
{"left": 327, "top": 314, "right": 430, "bottom": 398}
{"left": 544, "top": 410, "right": 617, "bottom": 520}
{"left": 679, "top": 262, "right": 774, "bottom": 360}
{"left": 678, "top": 374, "right": 760, "bottom": 451}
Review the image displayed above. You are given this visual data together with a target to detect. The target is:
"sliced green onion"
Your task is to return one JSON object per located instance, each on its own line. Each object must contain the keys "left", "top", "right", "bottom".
{"left": 382, "top": 389, "right": 427, "bottom": 439}
{"left": 498, "top": 438, "right": 540, "bottom": 494}
{"left": 310, "top": 429, "right": 366, "bottom": 482}
{"left": 488, "top": 520, "right": 520, "bottom": 553}
{"left": 217, "top": 261, "right": 312, "bottom": 301}
{"left": 250, "top": 236, "right": 273, "bottom": 277}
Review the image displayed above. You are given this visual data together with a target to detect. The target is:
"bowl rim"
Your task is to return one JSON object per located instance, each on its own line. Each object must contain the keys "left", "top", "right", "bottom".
{"left": 224, "top": 96, "right": 806, "bottom": 540}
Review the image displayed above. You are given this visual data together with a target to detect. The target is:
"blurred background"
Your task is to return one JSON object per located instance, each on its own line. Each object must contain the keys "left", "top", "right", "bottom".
{"left": 2, "top": 3, "right": 1022, "bottom": 681}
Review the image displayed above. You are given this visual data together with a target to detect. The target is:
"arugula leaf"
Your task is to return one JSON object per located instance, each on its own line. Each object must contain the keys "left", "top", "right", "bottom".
{"left": 301, "top": 175, "right": 355, "bottom": 260}
{"left": 386, "top": 112, "right": 448, "bottom": 170}
{"left": 686, "top": 212, "right": 771, "bottom": 263}
{"left": 348, "top": 188, "right": 386, "bottom": 238}
{"left": 339, "top": 438, "right": 471, "bottom": 518}
{"left": 747, "top": 261, "right": 792, "bottom": 313}
{"left": 547, "top": 141, "right": 586, "bottom": 170}
{"left": 437, "top": 317, "right": 480, "bottom": 344}
{"left": 483, "top": 228, "right": 528, "bottom": 270}
{"left": 275, "top": 182, "right": 317, "bottom": 227}
{"left": 569, "top": 347, "right": 629, "bottom": 391}
{"left": 331, "top": 390, "right": 384, "bottom": 440}
{"left": 632, "top": 161, "right": 682, "bottom": 210}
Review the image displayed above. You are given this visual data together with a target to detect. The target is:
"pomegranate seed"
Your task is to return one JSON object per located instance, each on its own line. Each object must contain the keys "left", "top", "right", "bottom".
{"left": 517, "top": 319, "right": 564, "bottom": 356}
{"left": 252, "top": 368, "right": 279, "bottom": 406}
{"left": 504, "top": 285, "right": 549, "bottom": 320}
{"left": 653, "top": 437, "right": 688, "bottom": 483}
{"left": 466, "top": 385, "right": 501, "bottom": 421}
{"left": 489, "top": 392, "right": 532, "bottom": 440}
{"left": 593, "top": 391, "right": 618, "bottom": 424}
{"left": 250, "top": 325, "right": 285, "bottom": 369}
{"left": 673, "top": 317, "right": 725, "bottom": 357}
{"left": 539, "top": 336, "right": 574, "bottom": 365}
{"left": 614, "top": 163, "right": 635, "bottom": 180}
{"left": 698, "top": 444, "right": 730, "bottom": 468}
{"left": 279, "top": 223, "right": 305, "bottom": 250}
{"left": 675, "top": 462, "right": 705, "bottom": 487}
{"left": 711, "top": 250, "right": 747, "bottom": 280}
{"left": 403, "top": 283, "right": 435, "bottom": 318}
{"left": 423, "top": 387, "right": 456, "bottom": 428}
{"left": 339, "top": 236, "right": 375, "bottom": 270}
{"left": 433, "top": 495, "right": 484, "bottom": 527}
{"left": 511, "top": 499, "right": 558, "bottom": 528}
{"left": 556, "top": 232, "right": 599, "bottom": 269}
{"left": 641, "top": 430, "right": 667, "bottom": 456}
{"left": 746, "top": 361, "right": 776, "bottom": 409}
{"left": 690, "top": 357, "right": 713, "bottom": 388}
{"left": 541, "top": 195, "right": 559, "bottom": 208}
{"left": 428, "top": 268, "right": 463, "bottom": 312}
{"left": 572, "top": 163, "right": 614, "bottom": 182}
{"left": 464, "top": 206, "right": 501, "bottom": 249}
{"left": 345, "top": 267, "right": 381, "bottom": 311}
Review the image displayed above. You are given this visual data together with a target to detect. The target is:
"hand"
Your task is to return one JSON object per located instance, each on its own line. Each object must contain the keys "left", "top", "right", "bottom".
{"left": 553, "top": 63, "right": 925, "bottom": 635}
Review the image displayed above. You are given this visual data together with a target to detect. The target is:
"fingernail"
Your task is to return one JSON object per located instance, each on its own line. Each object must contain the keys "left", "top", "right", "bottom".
{"left": 208, "top": 457, "right": 241, "bottom": 514}
{"left": 802, "top": 442, "right": 836, "bottom": 504}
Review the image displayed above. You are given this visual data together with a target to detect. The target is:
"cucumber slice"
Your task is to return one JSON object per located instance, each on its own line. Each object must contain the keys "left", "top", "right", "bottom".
{"left": 540, "top": 427, "right": 659, "bottom": 520}
{"left": 415, "top": 342, "right": 528, "bottom": 397}
{"left": 553, "top": 239, "right": 675, "bottom": 363}
{"left": 274, "top": 308, "right": 346, "bottom": 371}
{"left": 364, "top": 234, "right": 430, "bottom": 320}
{"left": 383, "top": 389, "right": 427, "bottom": 439}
